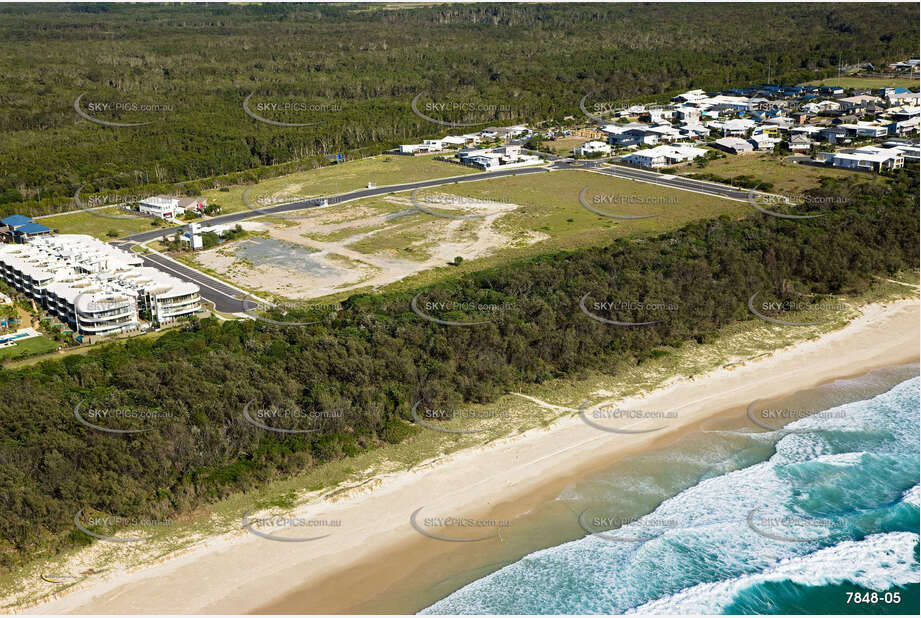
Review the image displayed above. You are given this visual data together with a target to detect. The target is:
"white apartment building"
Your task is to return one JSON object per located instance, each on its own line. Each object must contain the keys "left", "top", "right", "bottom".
{"left": 0, "top": 234, "right": 201, "bottom": 337}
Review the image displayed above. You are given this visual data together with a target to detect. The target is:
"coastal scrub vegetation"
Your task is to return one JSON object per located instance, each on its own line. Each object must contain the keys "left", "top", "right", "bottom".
{"left": 1, "top": 2, "right": 918, "bottom": 217}
{"left": 0, "top": 166, "right": 917, "bottom": 570}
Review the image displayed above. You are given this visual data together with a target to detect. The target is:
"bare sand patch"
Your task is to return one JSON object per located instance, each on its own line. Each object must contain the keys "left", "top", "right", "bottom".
{"left": 194, "top": 240, "right": 379, "bottom": 299}
{"left": 203, "top": 192, "right": 547, "bottom": 299}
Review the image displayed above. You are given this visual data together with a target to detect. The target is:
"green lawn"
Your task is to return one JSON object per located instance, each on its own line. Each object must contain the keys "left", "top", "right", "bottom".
{"left": 676, "top": 153, "right": 884, "bottom": 194}
{"left": 0, "top": 334, "right": 59, "bottom": 361}
{"left": 292, "top": 168, "right": 751, "bottom": 298}
{"left": 803, "top": 76, "right": 918, "bottom": 90}
{"left": 201, "top": 154, "right": 477, "bottom": 216}
{"left": 544, "top": 135, "right": 590, "bottom": 155}
{"left": 437, "top": 169, "right": 747, "bottom": 252}
{"left": 37, "top": 208, "right": 171, "bottom": 240}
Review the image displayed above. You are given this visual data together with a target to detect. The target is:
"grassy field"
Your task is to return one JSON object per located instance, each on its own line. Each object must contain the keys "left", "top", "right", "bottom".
{"left": 544, "top": 136, "right": 591, "bottom": 155}
{"left": 431, "top": 169, "right": 745, "bottom": 250}
{"left": 287, "top": 168, "right": 750, "bottom": 300}
{"left": 200, "top": 154, "right": 477, "bottom": 216}
{"left": 803, "top": 76, "right": 918, "bottom": 89}
{"left": 37, "top": 208, "right": 170, "bottom": 240}
{"left": 676, "top": 153, "right": 884, "bottom": 194}
{"left": 0, "top": 334, "right": 59, "bottom": 361}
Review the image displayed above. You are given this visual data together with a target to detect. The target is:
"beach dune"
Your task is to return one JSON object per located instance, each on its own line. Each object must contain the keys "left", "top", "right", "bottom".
{"left": 22, "top": 299, "right": 920, "bottom": 615}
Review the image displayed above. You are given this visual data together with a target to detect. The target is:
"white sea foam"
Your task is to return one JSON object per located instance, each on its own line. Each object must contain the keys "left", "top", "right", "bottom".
{"left": 420, "top": 378, "right": 920, "bottom": 615}
{"left": 628, "top": 531, "right": 920, "bottom": 614}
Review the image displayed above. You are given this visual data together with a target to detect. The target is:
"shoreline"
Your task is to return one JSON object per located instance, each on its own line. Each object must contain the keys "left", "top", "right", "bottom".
{"left": 17, "top": 298, "right": 921, "bottom": 615}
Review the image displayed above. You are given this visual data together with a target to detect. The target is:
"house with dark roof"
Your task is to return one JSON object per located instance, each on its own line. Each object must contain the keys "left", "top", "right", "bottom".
{"left": 0, "top": 214, "right": 52, "bottom": 243}
{"left": 1, "top": 214, "right": 32, "bottom": 228}
{"left": 14, "top": 222, "right": 52, "bottom": 242}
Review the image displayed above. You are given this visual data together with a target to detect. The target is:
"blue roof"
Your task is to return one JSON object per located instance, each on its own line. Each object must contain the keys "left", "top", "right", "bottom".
{"left": 893, "top": 87, "right": 911, "bottom": 94}
{"left": 14, "top": 222, "right": 51, "bottom": 235}
{"left": 1, "top": 214, "right": 32, "bottom": 227}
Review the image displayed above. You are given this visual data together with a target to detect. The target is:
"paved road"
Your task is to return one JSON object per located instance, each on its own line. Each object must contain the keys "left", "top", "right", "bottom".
{"left": 109, "top": 239, "right": 251, "bottom": 313}
{"left": 593, "top": 164, "right": 755, "bottom": 200}
{"left": 551, "top": 159, "right": 607, "bottom": 170}
{"left": 120, "top": 164, "right": 551, "bottom": 310}
{"left": 125, "top": 165, "right": 551, "bottom": 244}
{"left": 140, "top": 249, "right": 254, "bottom": 313}
{"left": 116, "top": 159, "right": 752, "bottom": 312}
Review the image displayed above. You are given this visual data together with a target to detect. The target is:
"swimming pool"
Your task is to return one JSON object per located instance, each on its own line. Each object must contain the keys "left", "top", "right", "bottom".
{"left": 0, "top": 332, "right": 28, "bottom": 344}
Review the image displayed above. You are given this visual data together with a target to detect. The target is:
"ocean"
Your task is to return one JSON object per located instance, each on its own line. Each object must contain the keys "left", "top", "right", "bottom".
{"left": 421, "top": 368, "right": 920, "bottom": 614}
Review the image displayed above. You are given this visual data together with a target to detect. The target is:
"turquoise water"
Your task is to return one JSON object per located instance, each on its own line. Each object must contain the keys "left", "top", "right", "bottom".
{"left": 0, "top": 332, "right": 28, "bottom": 344}
{"left": 421, "top": 373, "right": 920, "bottom": 614}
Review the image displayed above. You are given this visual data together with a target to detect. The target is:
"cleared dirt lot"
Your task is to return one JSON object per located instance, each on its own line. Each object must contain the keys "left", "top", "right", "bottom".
{"left": 193, "top": 170, "right": 749, "bottom": 301}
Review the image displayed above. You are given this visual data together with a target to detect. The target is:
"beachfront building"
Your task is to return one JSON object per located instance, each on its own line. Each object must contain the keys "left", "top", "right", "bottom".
{"left": 0, "top": 234, "right": 201, "bottom": 337}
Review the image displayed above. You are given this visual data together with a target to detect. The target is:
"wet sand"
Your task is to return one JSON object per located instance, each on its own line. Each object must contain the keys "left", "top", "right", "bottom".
{"left": 22, "top": 300, "right": 920, "bottom": 614}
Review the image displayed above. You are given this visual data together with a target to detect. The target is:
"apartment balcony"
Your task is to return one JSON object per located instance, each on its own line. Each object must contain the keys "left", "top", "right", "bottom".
{"left": 158, "top": 305, "right": 201, "bottom": 320}
{"left": 75, "top": 316, "right": 138, "bottom": 334}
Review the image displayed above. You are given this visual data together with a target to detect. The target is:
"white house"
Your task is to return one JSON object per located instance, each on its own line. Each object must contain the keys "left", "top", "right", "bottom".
{"left": 713, "top": 137, "right": 754, "bottom": 154}
{"left": 887, "top": 117, "right": 920, "bottom": 136}
{"left": 837, "top": 95, "right": 881, "bottom": 112}
{"left": 697, "top": 95, "right": 757, "bottom": 113}
{"left": 674, "top": 107, "right": 702, "bottom": 122}
{"left": 457, "top": 144, "right": 537, "bottom": 169}
{"left": 788, "top": 134, "right": 815, "bottom": 152}
{"left": 821, "top": 145, "right": 904, "bottom": 173}
{"left": 574, "top": 140, "right": 612, "bottom": 156}
{"left": 883, "top": 141, "right": 920, "bottom": 161}
{"left": 679, "top": 123, "right": 710, "bottom": 139}
{"left": 707, "top": 118, "right": 756, "bottom": 137}
{"left": 442, "top": 134, "right": 481, "bottom": 147}
{"left": 399, "top": 138, "right": 446, "bottom": 154}
{"left": 789, "top": 125, "right": 825, "bottom": 137}
{"left": 748, "top": 135, "right": 780, "bottom": 151}
{"left": 837, "top": 122, "right": 889, "bottom": 138}
{"left": 647, "top": 124, "right": 684, "bottom": 142}
{"left": 643, "top": 108, "right": 676, "bottom": 124}
{"left": 763, "top": 116, "right": 795, "bottom": 130}
{"left": 622, "top": 144, "right": 707, "bottom": 168}
{"left": 138, "top": 196, "right": 183, "bottom": 219}
{"left": 803, "top": 100, "right": 841, "bottom": 114}
{"left": 885, "top": 91, "right": 920, "bottom": 106}
{"left": 672, "top": 89, "right": 708, "bottom": 103}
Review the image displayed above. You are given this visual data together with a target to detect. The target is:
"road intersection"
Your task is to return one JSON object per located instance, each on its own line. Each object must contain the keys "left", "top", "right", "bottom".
{"left": 113, "top": 158, "right": 757, "bottom": 313}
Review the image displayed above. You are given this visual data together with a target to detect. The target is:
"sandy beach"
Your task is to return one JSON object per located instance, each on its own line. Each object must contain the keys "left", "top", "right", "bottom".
{"left": 20, "top": 298, "right": 920, "bottom": 615}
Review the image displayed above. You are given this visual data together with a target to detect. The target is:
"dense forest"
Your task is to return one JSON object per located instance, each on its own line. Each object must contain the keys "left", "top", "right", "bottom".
{"left": 0, "top": 167, "right": 917, "bottom": 570}
{"left": 1, "top": 2, "right": 918, "bottom": 216}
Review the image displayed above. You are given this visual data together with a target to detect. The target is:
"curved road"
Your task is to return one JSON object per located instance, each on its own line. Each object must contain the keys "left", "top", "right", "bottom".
{"left": 593, "top": 164, "right": 754, "bottom": 200}
{"left": 124, "top": 166, "right": 550, "bottom": 243}
{"left": 115, "top": 159, "right": 751, "bottom": 312}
